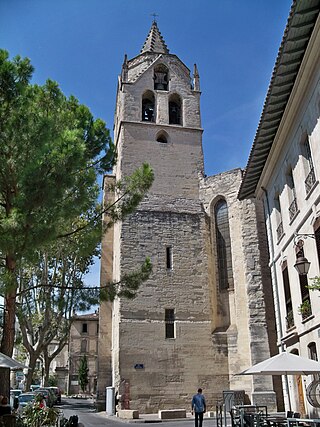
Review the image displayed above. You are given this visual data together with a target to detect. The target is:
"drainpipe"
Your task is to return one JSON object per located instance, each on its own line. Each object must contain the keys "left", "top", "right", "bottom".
{"left": 261, "top": 187, "right": 292, "bottom": 412}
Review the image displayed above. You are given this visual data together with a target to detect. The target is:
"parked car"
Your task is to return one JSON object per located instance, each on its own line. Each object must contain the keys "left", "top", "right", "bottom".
{"left": 17, "top": 392, "right": 36, "bottom": 413}
{"left": 34, "top": 388, "right": 55, "bottom": 407}
{"left": 30, "top": 384, "right": 41, "bottom": 392}
{"left": 48, "top": 386, "right": 62, "bottom": 404}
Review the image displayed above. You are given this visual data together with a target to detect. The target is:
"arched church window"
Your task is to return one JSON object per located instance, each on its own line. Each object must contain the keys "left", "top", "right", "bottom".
{"left": 214, "top": 199, "right": 234, "bottom": 290}
{"left": 142, "top": 91, "right": 155, "bottom": 122}
{"left": 154, "top": 64, "right": 168, "bottom": 91}
{"left": 156, "top": 130, "right": 169, "bottom": 144}
{"left": 169, "top": 94, "right": 182, "bottom": 125}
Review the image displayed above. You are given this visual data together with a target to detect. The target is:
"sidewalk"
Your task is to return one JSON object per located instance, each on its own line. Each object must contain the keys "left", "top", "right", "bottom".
{"left": 95, "top": 411, "right": 225, "bottom": 424}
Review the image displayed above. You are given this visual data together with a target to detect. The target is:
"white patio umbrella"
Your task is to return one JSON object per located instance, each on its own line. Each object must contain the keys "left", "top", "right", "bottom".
{"left": 239, "top": 352, "right": 320, "bottom": 412}
{"left": 0, "top": 352, "right": 28, "bottom": 370}
{"left": 239, "top": 352, "right": 320, "bottom": 376}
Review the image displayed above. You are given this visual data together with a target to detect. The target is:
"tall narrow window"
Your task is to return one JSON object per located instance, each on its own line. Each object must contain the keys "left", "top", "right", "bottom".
{"left": 169, "top": 94, "right": 182, "bottom": 125}
{"left": 142, "top": 91, "right": 155, "bottom": 122}
{"left": 82, "top": 323, "right": 88, "bottom": 334}
{"left": 296, "top": 242, "right": 312, "bottom": 319}
{"left": 302, "top": 137, "right": 316, "bottom": 195}
{"left": 274, "top": 194, "right": 284, "bottom": 241}
{"left": 215, "top": 199, "right": 234, "bottom": 290}
{"left": 166, "top": 246, "right": 173, "bottom": 270}
{"left": 165, "top": 309, "right": 175, "bottom": 339}
{"left": 282, "top": 262, "right": 294, "bottom": 329}
{"left": 287, "top": 169, "right": 298, "bottom": 221}
{"left": 154, "top": 64, "right": 168, "bottom": 91}
{"left": 308, "top": 342, "right": 318, "bottom": 361}
{"left": 81, "top": 339, "right": 87, "bottom": 353}
{"left": 314, "top": 224, "right": 320, "bottom": 268}
{"left": 308, "top": 342, "right": 319, "bottom": 380}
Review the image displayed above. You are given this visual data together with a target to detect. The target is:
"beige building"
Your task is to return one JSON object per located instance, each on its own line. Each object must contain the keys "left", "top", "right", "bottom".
{"left": 68, "top": 312, "right": 99, "bottom": 395}
{"left": 239, "top": 0, "right": 320, "bottom": 418}
{"left": 97, "top": 19, "right": 281, "bottom": 413}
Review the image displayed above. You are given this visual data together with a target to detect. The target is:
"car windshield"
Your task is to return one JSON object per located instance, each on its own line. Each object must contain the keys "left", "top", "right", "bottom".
{"left": 19, "top": 394, "right": 35, "bottom": 403}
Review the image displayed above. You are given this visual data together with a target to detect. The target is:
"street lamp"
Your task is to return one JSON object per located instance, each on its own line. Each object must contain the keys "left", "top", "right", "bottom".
{"left": 293, "top": 234, "right": 314, "bottom": 275}
{"left": 294, "top": 255, "right": 311, "bottom": 275}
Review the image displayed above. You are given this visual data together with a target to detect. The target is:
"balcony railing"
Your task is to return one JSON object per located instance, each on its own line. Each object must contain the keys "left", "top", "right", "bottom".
{"left": 276, "top": 221, "right": 284, "bottom": 241}
{"left": 289, "top": 198, "right": 298, "bottom": 221}
{"left": 305, "top": 167, "right": 316, "bottom": 195}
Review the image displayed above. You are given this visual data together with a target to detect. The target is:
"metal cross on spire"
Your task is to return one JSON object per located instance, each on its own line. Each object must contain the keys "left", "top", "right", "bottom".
{"left": 151, "top": 13, "right": 158, "bottom": 23}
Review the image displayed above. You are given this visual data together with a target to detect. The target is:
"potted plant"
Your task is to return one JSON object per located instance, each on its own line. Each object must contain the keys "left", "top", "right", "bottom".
{"left": 298, "top": 299, "right": 312, "bottom": 320}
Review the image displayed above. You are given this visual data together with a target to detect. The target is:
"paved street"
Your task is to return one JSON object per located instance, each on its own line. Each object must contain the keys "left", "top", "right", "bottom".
{"left": 58, "top": 397, "right": 213, "bottom": 427}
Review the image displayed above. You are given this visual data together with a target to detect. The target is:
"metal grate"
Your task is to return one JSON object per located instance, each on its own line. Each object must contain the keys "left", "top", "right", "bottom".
{"left": 305, "top": 167, "right": 316, "bottom": 195}
{"left": 289, "top": 198, "right": 298, "bottom": 221}
{"left": 276, "top": 221, "right": 284, "bottom": 241}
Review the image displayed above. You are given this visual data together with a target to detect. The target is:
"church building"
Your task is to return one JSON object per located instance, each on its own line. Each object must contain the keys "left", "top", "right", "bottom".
{"left": 97, "top": 20, "right": 280, "bottom": 413}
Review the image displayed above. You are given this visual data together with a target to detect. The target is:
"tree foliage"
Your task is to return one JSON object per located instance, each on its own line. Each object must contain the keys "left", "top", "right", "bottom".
{"left": 15, "top": 214, "right": 152, "bottom": 390}
{"left": 0, "top": 50, "right": 154, "bottom": 395}
{"left": 78, "top": 355, "right": 89, "bottom": 393}
{"left": 308, "top": 276, "right": 320, "bottom": 291}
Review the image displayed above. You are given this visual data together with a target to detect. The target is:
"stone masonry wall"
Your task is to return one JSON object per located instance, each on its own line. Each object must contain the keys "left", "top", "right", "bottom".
{"left": 200, "top": 169, "right": 277, "bottom": 411}
{"left": 114, "top": 204, "right": 230, "bottom": 412}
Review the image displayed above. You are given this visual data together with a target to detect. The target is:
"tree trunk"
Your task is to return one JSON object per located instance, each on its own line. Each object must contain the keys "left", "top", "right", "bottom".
{"left": 0, "top": 255, "right": 17, "bottom": 397}
{"left": 25, "top": 353, "right": 40, "bottom": 392}
{"left": 0, "top": 369, "right": 10, "bottom": 398}
{"left": 43, "top": 351, "right": 51, "bottom": 386}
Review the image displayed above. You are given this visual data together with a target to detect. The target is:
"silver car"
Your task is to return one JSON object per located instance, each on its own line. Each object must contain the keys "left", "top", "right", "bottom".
{"left": 17, "top": 392, "right": 36, "bottom": 413}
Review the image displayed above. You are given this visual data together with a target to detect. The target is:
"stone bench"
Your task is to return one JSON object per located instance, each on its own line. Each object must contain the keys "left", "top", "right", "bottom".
{"left": 158, "top": 409, "right": 186, "bottom": 419}
{"left": 117, "top": 409, "right": 139, "bottom": 419}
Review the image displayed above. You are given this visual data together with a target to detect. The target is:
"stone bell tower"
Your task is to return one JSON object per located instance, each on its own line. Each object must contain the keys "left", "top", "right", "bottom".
{"left": 104, "top": 21, "right": 229, "bottom": 413}
{"left": 97, "top": 20, "right": 279, "bottom": 414}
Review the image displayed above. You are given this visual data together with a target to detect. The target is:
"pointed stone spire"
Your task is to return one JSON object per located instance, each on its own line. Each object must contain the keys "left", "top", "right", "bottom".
{"left": 121, "top": 54, "right": 128, "bottom": 83}
{"left": 141, "top": 21, "right": 169, "bottom": 54}
{"left": 193, "top": 63, "right": 200, "bottom": 91}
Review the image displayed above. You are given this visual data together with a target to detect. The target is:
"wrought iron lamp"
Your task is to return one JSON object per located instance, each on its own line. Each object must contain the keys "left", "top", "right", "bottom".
{"left": 293, "top": 234, "right": 314, "bottom": 275}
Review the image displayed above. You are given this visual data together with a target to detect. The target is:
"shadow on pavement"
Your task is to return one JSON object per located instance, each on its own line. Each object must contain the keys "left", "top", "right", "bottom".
{"left": 57, "top": 398, "right": 97, "bottom": 412}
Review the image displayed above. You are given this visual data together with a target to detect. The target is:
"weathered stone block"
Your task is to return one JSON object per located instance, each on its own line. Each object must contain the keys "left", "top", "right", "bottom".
{"left": 118, "top": 409, "right": 139, "bottom": 419}
{"left": 158, "top": 409, "right": 186, "bottom": 419}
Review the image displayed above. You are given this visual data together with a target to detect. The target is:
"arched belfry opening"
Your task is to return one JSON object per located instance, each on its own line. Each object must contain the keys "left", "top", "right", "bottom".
{"left": 154, "top": 64, "right": 169, "bottom": 91}
{"left": 169, "top": 94, "right": 182, "bottom": 125}
{"left": 156, "top": 130, "right": 169, "bottom": 144}
{"left": 142, "top": 90, "right": 155, "bottom": 122}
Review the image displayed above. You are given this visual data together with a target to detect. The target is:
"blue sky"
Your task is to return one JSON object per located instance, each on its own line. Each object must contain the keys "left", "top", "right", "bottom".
{"left": 1, "top": 0, "right": 293, "bottom": 287}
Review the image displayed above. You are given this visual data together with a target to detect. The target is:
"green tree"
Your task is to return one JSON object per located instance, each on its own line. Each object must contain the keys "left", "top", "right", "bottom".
{"left": 78, "top": 355, "right": 89, "bottom": 393}
{"left": 16, "top": 215, "right": 151, "bottom": 391}
{"left": 308, "top": 276, "right": 320, "bottom": 291}
{"left": 0, "top": 50, "right": 154, "bottom": 395}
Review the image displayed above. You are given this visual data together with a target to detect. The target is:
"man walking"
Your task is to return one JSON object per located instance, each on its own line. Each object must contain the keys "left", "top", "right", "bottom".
{"left": 191, "top": 388, "right": 206, "bottom": 427}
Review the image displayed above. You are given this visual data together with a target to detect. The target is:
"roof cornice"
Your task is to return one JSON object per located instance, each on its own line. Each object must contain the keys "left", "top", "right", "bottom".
{"left": 238, "top": 0, "right": 320, "bottom": 200}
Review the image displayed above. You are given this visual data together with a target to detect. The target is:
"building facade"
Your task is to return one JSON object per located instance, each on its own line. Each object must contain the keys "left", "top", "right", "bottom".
{"left": 97, "top": 21, "right": 280, "bottom": 413}
{"left": 68, "top": 312, "right": 99, "bottom": 395}
{"left": 239, "top": 0, "right": 320, "bottom": 418}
